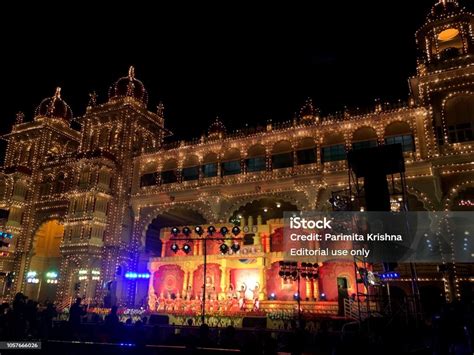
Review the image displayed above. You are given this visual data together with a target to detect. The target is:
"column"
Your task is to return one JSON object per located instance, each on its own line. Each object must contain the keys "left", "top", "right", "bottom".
{"left": 312, "top": 279, "right": 320, "bottom": 301}
{"left": 188, "top": 270, "right": 194, "bottom": 299}
{"left": 182, "top": 270, "right": 189, "bottom": 295}
{"left": 305, "top": 279, "right": 312, "bottom": 301}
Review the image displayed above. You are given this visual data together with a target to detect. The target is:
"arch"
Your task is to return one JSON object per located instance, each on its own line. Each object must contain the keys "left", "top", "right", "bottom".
{"left": 162, "top": 158, "right": 178, "bottom": 171}
{"left": 183, "top": 154, "right": 200, "bottom": 168}
{"left": 296, "top": 137, "right": 317, "bottom": 165}
{"left": 444, "top": 93, "right": 474, "bottom": 143}
{"left": 406, "top": 186, "right": 436, "bottom": 211}
{"left": 352, "top": 126, "right": 377, "bottom": 142}
{"left": 53, "top": 172, "right": 66, "bottom": 194}
{"left": 222, "top": 192, "right": 308, "bottom": 220}
{"left": 352, "top": 126, "right": 378, "bottom": 150}
{"left": 321, "top": 133, "right": 346, "bottom": 163}
{"left": 384, "top": 121, "right": 415, "bottom": 152}
{"left": 202, "top": 152, "right": 218, "bottom": 178}
{"left": 138, "top": 201, "right": 216, "bottom": 243}
{"left": 0, "top": 176, "right": 7, "bottom": 199}
{"left": 246, "top": 144, "right": 266, "bottom": 172}
{"left": 27, "top": 219, "right": 64, "bottom": 302}
{"left": 385, "top": 121, "right": 412, "bottom": 136}
{"left": 272, "top": 140, "right": 293, "bottom": 169}
{"left": 140, "top": 162, "right": 158, "bottom": 187}
{"left": 228, "top": 197, "right": 299, "bottom": 225}
{"left": 142, "top": 206, "right": 209, "bottom": 255}
{"left": 272, "top": 140, "right": 292, "bottom": 154}
{"left": 98, "top": 127, "right": 110, "bottom": 147}
{"left": 247, "top": 144, "right": 266, "bottom": 158}
{"left": 444, "top": 181, "right": 474, "bottom": 211}
{"left": 161, "top": 158, "right": 178, "bottom": 184}
{"left": 182, "top": 154, "right": 200, "bottom": 181}
{"left": 221, "top": 148, "right": 241, "bottom": 176}
{"left": 323, "top": 132, "right": 344, "bottom": 146}
{"left": 222, "top": 148, "right": 241, "bottom": 162}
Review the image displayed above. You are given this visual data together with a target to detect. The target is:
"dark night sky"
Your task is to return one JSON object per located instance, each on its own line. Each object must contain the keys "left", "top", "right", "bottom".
{"left": 1, "top": 1, "right": 470, "bottom": 145}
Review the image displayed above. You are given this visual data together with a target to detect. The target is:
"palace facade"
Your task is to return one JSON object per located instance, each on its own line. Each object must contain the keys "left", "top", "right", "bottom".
{"left": 0, "top": 0, "right": 473, "bottom": 310}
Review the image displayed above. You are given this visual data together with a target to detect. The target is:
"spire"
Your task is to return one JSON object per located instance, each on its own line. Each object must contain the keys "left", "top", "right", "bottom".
{"left": 54, "top": 87, "right": 61, "bottom": 99}
{"left": 48, "top": 87, "right": 62, "bottom": 116}
{"left": 128, "top": 66, "right": 135, "bottom": 80}
{"left": 157, "top": 101, "right": 165, "bottom": 117}
{"left": 88, "top": 91, "right": 98, "bottom": 108}
{"left": 15, "top": 111, "right": 25, "bottom": 124}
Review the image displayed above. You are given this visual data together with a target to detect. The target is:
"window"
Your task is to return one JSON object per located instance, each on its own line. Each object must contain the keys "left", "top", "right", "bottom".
{"left": 221, "top": 160, "right": 241, "bottom": 176}
{"left": 161, "top": 170, "right": 177, "bottom": 184}
{"left": 182, "top": 166, "right": 199, "bottom": 181}
{"left": 296, "top": 149, "right": 316, "bottom": 165}
{"left": 272, "top": 152, "right": 293, "bottom": 169}
{"left": 246, "top": 156, "right": 266, "bottom": 172}
{"left": 321, "top": 144, "right": 346, "bottom": 163}
{"left": 352, "top": 140, "right": 377, "bottom": 151}
{"left": 385, "top": 135, "right": 414, "bottom": 152}
{"left": 140, "top": 173, "right": 157, "bottom": 187}
{"left": 202, "top": 163, "right": 218, "bottom": 178}
{"left": 448, "top": 123, "right": 473, "bottom": 143}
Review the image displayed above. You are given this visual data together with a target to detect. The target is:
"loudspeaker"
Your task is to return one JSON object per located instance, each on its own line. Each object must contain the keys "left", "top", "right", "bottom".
{"left": 347, "top": 144, "right": 405, "bottom": 178}
{"left": 242, "top": 316, "right": 267, "bottom": 328}
{"left": 348, "top": 144, "right": 405, "bottom": 211}
{"left": 149, "top": 314, "right": 169, "bottom": 325}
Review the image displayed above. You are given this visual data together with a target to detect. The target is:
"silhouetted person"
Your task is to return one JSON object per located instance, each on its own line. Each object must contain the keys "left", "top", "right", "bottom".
{"left": 40, "top": 302, "right": 57, "bottom": 339}
{"left": 69, "top": 297, "right": 85, "bottom": 334}
{"left": 12, "top": 293, "right": 27, "bottom": 339}
{"left": 104, "top": 305, "right": 120, "bottom": 341}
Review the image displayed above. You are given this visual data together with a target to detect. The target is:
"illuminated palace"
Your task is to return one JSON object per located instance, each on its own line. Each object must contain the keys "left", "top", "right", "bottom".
{"left": 0, "top": 1, "right": 473, "bottom": 313}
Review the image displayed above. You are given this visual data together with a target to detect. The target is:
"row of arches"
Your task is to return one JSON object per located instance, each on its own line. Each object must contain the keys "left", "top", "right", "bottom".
{"left": 140, "top": 122, "right": 415, "bottom": 186}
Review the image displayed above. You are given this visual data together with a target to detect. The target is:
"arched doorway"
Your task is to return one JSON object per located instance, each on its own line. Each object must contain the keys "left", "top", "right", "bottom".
{"left": 229, "top": 197, "right": 298, "bottom": 225}
{"left": 27, "top": 220, "right": 64, "bottom": 302}
{"left": 145, "top": 208, "right": 208, "bottom": 256}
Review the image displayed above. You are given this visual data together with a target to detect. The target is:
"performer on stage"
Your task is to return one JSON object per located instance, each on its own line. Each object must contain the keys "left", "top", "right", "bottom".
{"left": 250, "top": 282, "right": 260, "bottom": 311}
{"left": 238, "top": 283, "right": 247, "bottom": 310}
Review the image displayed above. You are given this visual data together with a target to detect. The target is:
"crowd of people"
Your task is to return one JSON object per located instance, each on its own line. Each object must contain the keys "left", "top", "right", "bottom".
{"left": 0, "top": 292, "right": 472, "bottom": 354}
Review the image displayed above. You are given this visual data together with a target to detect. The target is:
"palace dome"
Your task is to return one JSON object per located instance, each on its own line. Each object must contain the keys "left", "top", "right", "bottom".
{"left": 35, "top": 87, "right": 73, "bottom": 122}
{"left": 427, "top": 0, "right": 461, "bottom": 21}
{"left": 109, "top": 66, "right": 148, "bottom": 105}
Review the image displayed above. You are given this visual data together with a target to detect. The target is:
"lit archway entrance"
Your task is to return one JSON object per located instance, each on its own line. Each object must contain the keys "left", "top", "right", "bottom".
{"left": 26, "top": 220, "right": 64, "bottom": 302}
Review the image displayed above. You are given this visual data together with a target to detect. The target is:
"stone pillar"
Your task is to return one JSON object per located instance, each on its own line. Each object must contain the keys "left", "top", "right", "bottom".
{"left": 182, "top": 270, "right": 189, "bottom": 295}
{"left": 188, "top": 270, "right": 194, "bottom": 298}
{"left": 259, "top": 264, "right": 266, "bottom": 300}
{"left": 313, "top": 279, "right": 320, "bottom": 300}
{"left": 306, "top": 279, "right": 312, "bottom": 300}
{"left": 220, "top": 266, "right": 227, "bottom": 298}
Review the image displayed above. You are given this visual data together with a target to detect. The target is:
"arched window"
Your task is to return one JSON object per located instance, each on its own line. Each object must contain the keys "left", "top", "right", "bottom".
{"left": 161, "top": 159, "right": 178, "bottom": 184}
{"left": 384, "top": 121, "right": 415, "bottom": 152}
{"left": 202, "top": 152, "right": 218, "bottom": 178}
{"left": 296, "top": 137, "right": 316, "bottom": 165}
{"left": 53, "top": 172, "right": 66, "bottom": 194}
{"left": 221, "top": 148, "right": 241, "bottom": 176}
{"left": 352, "top": 127, "right": 378, "bottom": 151}
{"left": 445, "top": 94, "right": 474, "bottom": 143}
{"left": 98, "top": 128, "right": 110, "bottom": 147}
{"left": 140, "top": 162, "right": 158, "bottom": 187}
{"left": 246, "top": 144, "right": 266, "bottom": 172}
{"left": 182, "top": 155, "right": 200, "bottom": 181}
{"left": 321, "top": 133, "right": 346, "bottom": 163}
{"left": 272, "top": 140, "right": 293, "bottom": 169}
